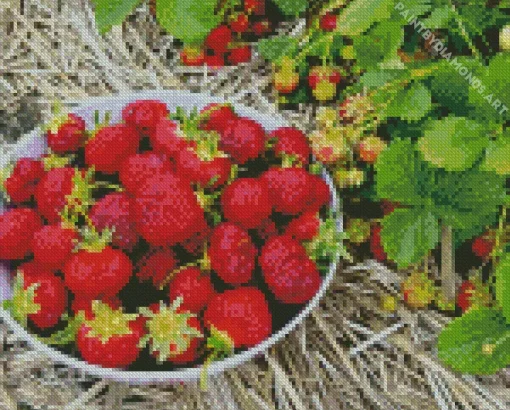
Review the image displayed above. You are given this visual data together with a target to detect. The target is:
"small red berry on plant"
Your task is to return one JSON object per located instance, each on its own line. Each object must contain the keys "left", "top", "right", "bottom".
{"left": 319, "top": 13, "right": 337, "bottom": 32}
{"left": 205, "top": 25, "right": 232, "bottom": 54}
{"left": 122, "top": 100, "right": 169, "bottom": 135}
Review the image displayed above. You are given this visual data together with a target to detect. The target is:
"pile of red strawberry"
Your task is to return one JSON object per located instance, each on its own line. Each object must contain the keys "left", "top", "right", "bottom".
{"left": 0, "top": 99, "right": 338, "bottom": 370}
{"left": 178, "top": 0, "right": 273, "bottom": 67}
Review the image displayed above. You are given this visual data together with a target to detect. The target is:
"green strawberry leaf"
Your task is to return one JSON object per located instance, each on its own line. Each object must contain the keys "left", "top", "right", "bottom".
{"left": 156, "top": 0, "right": 223, "bottom": 45}
{"left": 90, "top": 0, "right": 142, "bottom": 34}
{"left": 421, "top": 5, "right": 452, "bottom": 29}
{"left": 375, "top": 139, "right": 433, "bottom": 206}
{"left": 385, "top": 82, "right": 432, "bottom": 122}
{"left": 418, "top": 117, "right": 488, "bottom": 171}
{"left": 380, "top": 207, "right": 440, "bottom": 268}
{"left": 437, "top": 307, "right": 510, "bottom": 375}
{"left": 336, "top": 0, "right": 395, "bottom": 36}
{"left": 257, "top": 37, "right": 300, "bottom": 62}
{"left": 480, "top": 131, "right": 510, "bottom": 176}
{"left": 495, "top": 253, "right": 510, "bottom": 324}
{"left": 272, "top": 0, "right": 308, "bottom": 16}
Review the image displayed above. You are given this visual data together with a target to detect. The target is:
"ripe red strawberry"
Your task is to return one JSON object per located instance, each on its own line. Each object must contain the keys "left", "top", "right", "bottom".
{"left": 34, "top": 167, "right": 77, "bottom": 223}
{"left": 119, "top": 152, "right": 172, "bottom": 195}
{"left": 64, "top": 246, "right": 133, "bottom": 299}
{"left": 31, "top": 224, "right": 79, "bottom": 270}
{"left": 136, "top": 247, "right": 178, "bottom": 288}
{"left": 180, "top": 47, "right": 206, "bottom": 66}
{"left": 205, "top": 25, "right": 232, "bottom": 54}
{"left": 122, "top": 100, "right": 169, "bottom": 135}
{"left": 305, "top": 174, "right": 330, "bottom": 213}
{"left": 85, "top": 124, "right": 139, "bottom": 174}
{"left": 472, "top": 235, "right": 494, "bottom": 259}
{"left": 209, "top": 222, "right": 257, "bottom": 285}
{"left": 10, "top": 271, "right": 68, "bottom": 330}
{"left": 203, "top": 287, "right": 272, "bottom": 348}
{"left": 16, "top": 261, "right": 52, "bottom": 278}
{"left": 198, "top": 103, "right": 237, "bottom": 135}
{"left": 140, "top": 301, "right": 204, "bottom": 365}
{"left": 358, "top": 136, "right": 386, "bottom": 164}
{"left": 77, "top": 301, "right": 144, "bottom": 368}
{"left": 261, "top": 167, "right": 312, "bottom": 215}
{"left": 132, "top": 172, "right": 207, "bottom": 246}
{"left": 457, "top": 279, "right": 491, "bottom": 312}
{"left": 47, "top": 113, "right": 86, "bottom": 153}
{"left": 244, "top": 0, "right": 265, "bottom": 15}
{"left": 221, "top": 177, "right": 272, "bottom": 230}
{"left": 168, "top": 267, "right": 215, "bottom": 312}
{"left": 204, "top": 54, "right": 226, "bottom": 68}
{"left": 220, "top": 117, "right": 266, "bottom": 164}
{"left": 262, "top": 252, "right": 321, "bottom": 304}
{"left": 89, "top": 192, "right": 139, "bottom": 251}
{"left": 319, "top": 13, "right": 337, "bottom": 31}
{"left": 230, "top": 13, "right": 249, "bottom": 33}
{"left": 150, "top": 118, "right": 189, "bottom": 159}
{"left": 228, "top": 45, "right": 252, "bottom": 64}
{"left": 252, "top": 19, "right": 271, "bottom": 36}
{"left": 285, "top": 211, "right": 320, "bottom": 242}
{"left": 200, "top": 156, "right": 233, "bottom": 189}
{"left": 268, "top": 127, "right": 311, "bottom": 166}
{"left": 370, "top": 224, "right": 387, "bottom": 262}
{"left": 3, "top": 158, "right": 45, "bottom": 203}
{"left": 71, "top": 295, "right": 121, "bottom": 318}
{"left": 457, "top": 281, "right": 475, "bottom": 312}
{"left": 259, "top": 235, "right": 308, "bottom": 273}
{"left": 0, "top": 208, "right": 42, "bottom": 260}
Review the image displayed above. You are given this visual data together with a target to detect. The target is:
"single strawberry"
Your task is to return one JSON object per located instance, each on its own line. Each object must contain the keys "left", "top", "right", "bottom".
{"left": 8, "top": 270, "right": 67, "bottom": 330}
{"left": 308, "top": 66, "right": 341, "bottom": 102}
{"left": 199, "top": 156, "right": 233, "bottom": 189}
{"left": 401, "top": 272, "right": 435, "bottom": 309}
{"left": 150, "top": 118, "right": 189, "bottom": 159}
{"left": 259, "top": 235, "right": 308, "bottom": 274}
{"left": 244, "top": 0, "right": 265, "bottom": 15}
{"left": 2, "top": 158, "right": 45, "bottom": 203}
{"left": 370, "top": 224, "right": 387, "bottom": 262}
{"left": 71, "top": 295, "right": 121, "bottom": 318}
{"left": 89, "top": 192, "right": 139, "bottom": 251}
{"left": 205, "top": 25, "right": 232, "bottom": 54}
{"left": 228, "top": 45, "right": 252, "bottom": 64}
{"left": 319, "top": 13, "right": 337, "bottom": 31}
{"left": 64, "top": 242, "right": 133, "bottom": 299}
{"left": 85, "top": 124, "right": 139, "bottom": 174}
{"left": 305, "top": 174, "right": 330, "bottom": 213}
{"left": 168, "top": 267, "right": 216, "bottom": 312}
{"left": 230, "top": 13, "right": 249, "bottom": 33}
{"left": 198, "top": 103, "right": 237, "bottom": 135}
{"left": 221, "top": 177, "right": 272, "bottom": 230}
{"left": 252, "top": 19, "right": 271, "bottom": 36}
{"left": 261, "top": 167, "right": 312, "bottom": 215}
{"left": 220, "top": 117, "right": 266, "bottom": 164}
{"left": 285, "top": 211, "right": 320, "bottom": 242}
{"left": 132, "top": 172, "right": 207, "bottom": 246}
{"left": 345, "top": 218, "right": 371, "bottom": 244}
{"left": 262, "top": 252, "right": 321, "bottom": 304}
{"left": 209, "top": 222, "right": 257, "bottom": 285}
{"left": 358, "top": 136, "right": 386, "bottom": 164}
{"left": 139, "top": 300, "right": 203, "bottom": 364}
{"left": 204, "top": 54, "right": 226, "bottom": 68}
{"left": 31, "top": 223, "right": 79, "bottom": 270}
{"left": 309, "top": 127, "right": 350, "bottom": 164}
{"left": 77, "top": 301, "right": 144, "bottom": 368}
{"left": 203, "top": 287, "right": 272, "bottom": 348}
{"left": 119, "top": 152, "right": 172, "bottom": 195}
{"left": 122, "top": 100, "right": 169, "bottom": 135}
{"left": 46, "top": 113, "right": 86, "bottom": 154}
{"left": 472, "top": 235, "right": 495, "bottom": 259}
{"left": 273, "top": 57, "right": 299, "bottom": 94}
{"left": 0, "top": 208, "right": 42, "bottom": 260}
{"left": 174, "top": 147, "right": 230, "bottom": 189}
{"left": 136, "top": 247, "right": 178, "bottom": 288}
{"left": 457, "top": 279, "right": 491, "bottom": 312}
{"left": 180, "top": 47, "right": 206, "bottom": 66}
{"left": 268, "top": 127, "right": 311, "bottom": 166}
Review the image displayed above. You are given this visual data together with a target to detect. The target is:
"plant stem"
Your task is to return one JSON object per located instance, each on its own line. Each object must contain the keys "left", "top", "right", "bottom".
{"left": 441, "top": 224, "right": 456, "bottom": 303}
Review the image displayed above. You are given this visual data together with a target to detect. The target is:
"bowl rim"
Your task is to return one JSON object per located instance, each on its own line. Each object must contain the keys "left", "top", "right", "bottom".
{"left": 0, "top": 90, "right": 343, "bottom": 384}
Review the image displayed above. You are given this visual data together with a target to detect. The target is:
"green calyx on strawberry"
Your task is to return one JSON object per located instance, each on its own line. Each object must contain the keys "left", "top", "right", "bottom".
{"left": 139, "top": 299, "right": 203, "bottom": 363}
{"left": 401, "top": 272, "right": 436, "bottom": 309}
{"left": 42, "top": 153, "right": 73, "bottom": 171}
{"left": 304, "top": 212, "right": 344, "bottom": 266}
{"left": 5, "top": 272, "right": 41, "bottom": 327}
{"left": 346, "top": 218, "right": 371, "bottom": 244}
{"left": 84, "top": 301, "right": 139, "bottom": 344}
{"left": 308, "top": 66, "right": 341, "bottom": 102}
{"left": 273, "top": 57, "right": 299, "bottom": 94}
{"left": 333, "top": 168, "right": 365, "bottom": 188}
{"left": 77, "top": 225, "right": 114, "bottom": 253}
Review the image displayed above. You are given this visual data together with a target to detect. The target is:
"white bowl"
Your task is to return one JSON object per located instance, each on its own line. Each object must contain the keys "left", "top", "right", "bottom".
{"left": 0, "top": 90, "right": 342, "bottom": 384}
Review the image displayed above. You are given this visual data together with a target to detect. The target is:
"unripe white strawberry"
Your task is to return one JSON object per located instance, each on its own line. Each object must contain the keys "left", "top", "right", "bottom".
{"left": 273, "top": 57, "right": 299, "bottom": 94}
{"left": 308, "top": 66, "right": 341, "bottom": 102}
{"left": 358, "top": 136, "right": 387, "bottom": 164}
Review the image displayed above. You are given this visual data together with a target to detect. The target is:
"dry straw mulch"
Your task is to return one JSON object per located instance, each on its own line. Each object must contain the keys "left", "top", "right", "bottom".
{"left": 0, "top": 1, "right": 509, "bottom": 409}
